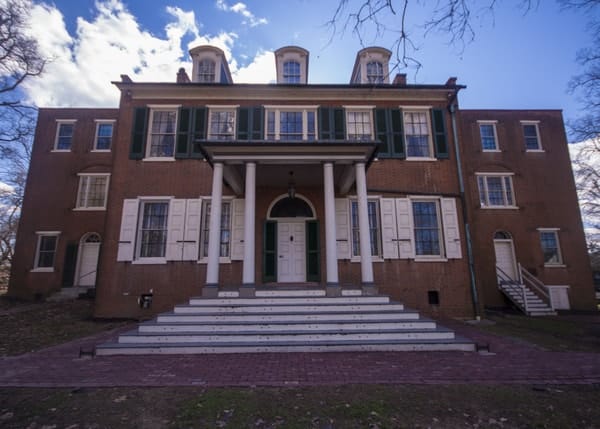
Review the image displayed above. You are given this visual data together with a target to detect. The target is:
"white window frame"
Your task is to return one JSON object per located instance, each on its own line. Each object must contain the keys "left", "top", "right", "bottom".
{"left": 145, "top": 106, "right": 180, "bottom": 161}
{"left": 134, "top": 199, "right": 171, "bottom": 264}
{"left": 403, "top": 109, "right": 435, "bottom": 160}
{"left": 32, "top": 231, "right": 60, "bottom": 272}
{"left": 264, "top": 105, "right": 318, "bottom": 141}
{"left": 538, "top": 228, "right": 564, "bottom": 267}
{"left": 476, "top": 173, "right": 517, "bottom": 209}
{"left": 345, "top": 107, "right": 374, "bottom": 140}
{"left": 283, "top": 60, "right": 301, "bottom": 83}
{"left": 410, "top": 199, "right": 445, "bottom": 260}
{"left": 92, "top": 120, "right": 115, "bottom": 152}
{"left": 198, "top": 197, "right": 233, "bottom": 263}
{"left": 74, "top": 173, "right": 110, "bottom": 211}
{"left": 53, "top": 120, "right": 76, "bottom": 152}
{"left": 477, "top": 120, "right": 499, "bottom": 152}
{"left": 197, "top": 58, "right": 216, "bottom": 82}
{"left": 207, "top": 106, "right": 237, "bottom": 141}
{"left": 366, "top": 61, "right": 384, "bottom": 84}
{"left": 349, "top": 197, "right": 383, "bottom": 262}
{"left": 521, "top": 120, "right": 543, "bottom": 152}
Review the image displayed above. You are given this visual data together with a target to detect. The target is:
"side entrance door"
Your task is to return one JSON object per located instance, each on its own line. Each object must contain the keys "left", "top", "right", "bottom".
{"left": 277, "top": 221, "right": 306, "bottom": 283}
{"left": 77, "top": 234, "right": 101, "bottom": 287}
{"left": 494, "top": 239, "right": 518, "bottom": 282}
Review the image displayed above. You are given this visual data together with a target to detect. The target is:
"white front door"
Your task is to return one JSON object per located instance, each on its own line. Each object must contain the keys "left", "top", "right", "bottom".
{"left": 494, "top": 240, "right": 517, "bottom": 281}
{"left": 277, "top": 221, "right": 306, "bottom": 282}
{"left": 77, "top": 242, "right": 100, "bottom": 287}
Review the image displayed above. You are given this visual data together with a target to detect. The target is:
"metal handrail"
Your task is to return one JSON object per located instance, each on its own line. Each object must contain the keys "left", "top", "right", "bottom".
{"left": 518, "top": 263, "right": 554, "bottom": 310}
{"left": 496, "top": 265, "right": 528, "bottom": 313}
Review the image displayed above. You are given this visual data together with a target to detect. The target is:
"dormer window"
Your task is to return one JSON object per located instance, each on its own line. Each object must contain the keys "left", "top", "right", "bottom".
{"left": 366, "top": 61, "right": 384, "bottom": 84}
{"left": 283, "top": 61, "right": 301, "bottom": 83}
{"left": 198, "top": 59, "right": 216, "bottom": 82}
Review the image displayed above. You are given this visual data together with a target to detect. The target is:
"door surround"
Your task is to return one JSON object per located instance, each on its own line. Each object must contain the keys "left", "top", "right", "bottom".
{"left": 493, "top": 230, "right": 518, "bottom": 282}
{"left": 75, "top": 232, "right": 101, "bottom": 287}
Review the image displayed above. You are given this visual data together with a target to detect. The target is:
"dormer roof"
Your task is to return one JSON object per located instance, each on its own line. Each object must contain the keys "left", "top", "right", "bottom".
{"left": 350, "top": 46, "right": 392, "bottom": 84}
{"left": 274, "top": 46, "right": 309, "bottom": 84}
{"left": 189, "top": 45, "right": 233, "bottom": 84}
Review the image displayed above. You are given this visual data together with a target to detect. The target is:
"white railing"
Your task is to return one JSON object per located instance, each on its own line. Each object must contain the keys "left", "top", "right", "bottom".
{"left": 496, "top": 265, "right": 529, "bottom": 313}
{"left": 518, "top": 263, "right": 554, "bottom": 311}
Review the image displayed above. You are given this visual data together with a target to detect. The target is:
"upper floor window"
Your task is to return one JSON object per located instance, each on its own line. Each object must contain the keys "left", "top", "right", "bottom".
{"left": 539, "top": 229, "right": 563, "bottom": 266}
{"left": 94, "top": 121, "right": 114, "bottom": 151}
{"left": 54, "top": 121, "right": 75, "bottom": 151}
{"left": 136, "top": 201, "right": 169, "bottom": 259}
{"left": 350, "top": 200, "right": 381, "bottom": 257}
{"left": 76, "top": 174, "right": 110, "bottom": 210}
{"left": 366, "top": 61, "right": 384, "bottom": 83}
{"left": 412, "top": 200, "right": 443, "bottom": 257}
{"left": 477, "top": 173, "right": 516, "bottom": 208}
{"left": 346, "top": 110, "right": 373, "bottom": 140}
{"left": 266, "top": 107, "right": 316, "bottom": 141}
{"left": 200, "top": 200, "right": 232, "bottom": 259}
{"left": 147, "top": 108, "right": 177, "bottom": 158}
{"left": 33, "top": 232, "right": 59, "bottom": 271}
{"left": 198, "top": 59, "right": 216, "bottom": 82}
{"left": 521, "top": 121, "right": 542, "bottom": 151}
{"left": 208, "top": 108, "right": 235, "bottom": 140}
{"left": 478, "top": 121, "right": 498, "bottom": 151}
{"left": 283, "top": 61, "right": 301, "bottom": 83}
{"left": 404, "top": 111, "right": 432, "bottom": 158}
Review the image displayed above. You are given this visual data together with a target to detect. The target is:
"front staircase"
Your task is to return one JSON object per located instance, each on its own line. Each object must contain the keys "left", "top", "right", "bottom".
{"left": 497, "top": 265, "right": 557, "bottom": 316}
{"left": 96, "top": 289, "right": 474, "bottom": 355}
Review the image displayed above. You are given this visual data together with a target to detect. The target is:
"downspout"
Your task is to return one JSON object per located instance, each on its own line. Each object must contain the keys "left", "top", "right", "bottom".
{"left": 448, "top": 93, "right": 481, "bottom": 320}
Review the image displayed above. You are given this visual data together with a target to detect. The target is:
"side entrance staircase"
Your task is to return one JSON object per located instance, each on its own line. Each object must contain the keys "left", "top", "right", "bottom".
{"left": 96, "top": 288, "right": 475, "bottom": 355}
{"left": 496, "top": 264, "right": 557, "bottom": 316}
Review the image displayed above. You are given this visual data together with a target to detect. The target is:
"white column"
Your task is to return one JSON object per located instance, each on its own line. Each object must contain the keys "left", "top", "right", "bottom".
{"left": 242, "top": 162, "right": 256, "bottom": 285}
{"left": 355, "top": 162, "right": 374, "bottom": 284}
{"left": 206, "top": 162, "right": 223, "bottom": 285}
{"left": 323, "top": 162, "right": 339, "bottom": 285}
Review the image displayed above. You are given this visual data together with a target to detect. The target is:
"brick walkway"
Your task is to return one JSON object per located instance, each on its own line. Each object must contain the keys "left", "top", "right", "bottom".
{"left": 0, "top": 320, "right": 599, "bottom": 387}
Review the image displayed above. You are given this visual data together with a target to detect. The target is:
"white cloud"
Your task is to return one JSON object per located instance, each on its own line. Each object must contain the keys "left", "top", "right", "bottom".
{"left": 233, "top": 50, "right": 275, "bottom": 83}
{"left": 19, "top": 0, "right": 272, "bottom": 107}
{"left": 215, "top": 0, "right": 268, "bottom": 27}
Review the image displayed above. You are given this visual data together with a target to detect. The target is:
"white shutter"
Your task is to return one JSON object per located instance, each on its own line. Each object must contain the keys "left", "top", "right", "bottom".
{"left": 182, "top": 199, "right": 202, "bottom": 261}
{"left": 395, "top": 198, "right": 414, "bottom": 259}
{"left": 117, "top": 199, "right": 139, "bottom": 262}
{"left": 231, "top": 199, "right": 245, "bottom": 261}
{"left": 166, "top": 199, "right": 186, "bottom": 261}
{"left": 335, "top": 198, "right": 351, "bottom": 259}
{"left": 441, "top": 198, "right": 462, "bottom": 259}
{"left": 380, "top": 198, "right": 399, "bottom": 259}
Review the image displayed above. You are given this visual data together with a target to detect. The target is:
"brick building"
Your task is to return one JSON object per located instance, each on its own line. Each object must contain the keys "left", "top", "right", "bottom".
{"left": 8, "top": 45, "right": 596, "bottom": 320}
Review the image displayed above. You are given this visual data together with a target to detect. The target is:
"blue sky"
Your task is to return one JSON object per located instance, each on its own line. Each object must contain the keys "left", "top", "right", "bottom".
{"left": 23, "top": 0, "right": 595, "bottom": 139}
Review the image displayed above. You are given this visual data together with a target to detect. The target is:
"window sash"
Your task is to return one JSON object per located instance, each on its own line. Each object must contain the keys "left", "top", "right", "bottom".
{"left": 404, "top": 111, "right": 431, "bottom": 157}
{"left": 265, "top": 108, "right": 316, "bottom": 141}
{"left": 198, "top": 59, "right": 215, "bottom": 82}
{"left": 412, "top": 201, "right": 442, "bottom": 256}
{"left": 366, "top": 61, "right": 384, "bottom": 83}
{"left": 56, "top": 123, "right": 74, "bottom": 150}
{"left": 346, "top": 111, "right": 372, "bottom": 140}
{"left": 283, "top": 61, "right": 301, "bottom": 83}
{"left": 350, "top": 200, "right": 380, "bottom": 257}
{"left": 138, "top": 202, "right": 169, "bottom": 258}
{"left": 540, "top": 231, "right": 562, "bottom": 264}
{"left": 148, "top": 109, "right": 177, "bottom": 158}
{"left": 523, "top": 124, "right": 540, "bottom": 150}
{"left": 479, "top": 124, "right": 497, "bottom": 150}
{"left": 36, "top": 235, "right": 58, "bottom": 268}
{"left": 200, "top": 201, "right": 232, "bottom": 258}
{"left": 95, "top": 123, "right": 113, "bottom": 150}
{"left": 477, "top": 175, "right": 515, "bottom": 207}
{"left": 208, "top": 110, "right": 235, "bottom": 140}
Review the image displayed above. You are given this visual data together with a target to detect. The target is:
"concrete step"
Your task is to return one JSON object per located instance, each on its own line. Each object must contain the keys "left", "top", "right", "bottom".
{"left": 255, "top": 289, "right": 326, "bottom": 297}
{"left": 138, "top": 319, "right": 437, "bottom": 333}
{"left": 174, "top": 303, "right": 404, "bottom": 314}
{"left": 187, "top": 295, "right": 390, "bottom": 306}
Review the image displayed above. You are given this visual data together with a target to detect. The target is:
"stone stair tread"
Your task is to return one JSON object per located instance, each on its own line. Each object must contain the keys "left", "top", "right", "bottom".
{"left": 140, "top": 316, "right": 433, "bottom": 327}
{"left": 161, "top": 310, "right": 418, "bottom": 318}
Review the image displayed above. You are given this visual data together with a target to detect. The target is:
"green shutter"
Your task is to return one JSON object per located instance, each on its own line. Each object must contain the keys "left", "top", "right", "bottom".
{"left": 263, "top": 221, "right": 277, "bottom": 283}
{"left": 432, "top": 108, "right": 449, "bottom": 159}
{"left": 191, "top": 107, "right": 206, "bottom": 159}
{"left": 306, "top": 220, "right": 320, "bottom": 282}
{"left": 130, "top": 107, "right": 148, "bottom": 159}
{"left": 61, "top": 243, "right": 78, "bottom": 287}
{"left": 390, "top": 108, "right": 405, "bottom": 158}
{"left": 251, "top": 107, "right": 263, "bottom": 140}
{"left": 175, "top": 107, "right": 191, "bottom": 159}
{"left": 238, "top": 107, "right": 263, "bottom": 140}
{"left": 237, "top": 107, "right": 249, "bottom": 140}
{"left": 333, "top": 108, "right": 345, "bottom": 140}
{"left": 319, "top": 107, "right": 331, "bottom": 140}
{"left": 375, "top": 108, "right": 390, "bottom": 158}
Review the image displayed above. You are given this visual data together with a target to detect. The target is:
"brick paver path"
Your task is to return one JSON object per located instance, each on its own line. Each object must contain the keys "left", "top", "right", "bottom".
{"left": 0, "top": 320, "right": 599, "bottom": 387}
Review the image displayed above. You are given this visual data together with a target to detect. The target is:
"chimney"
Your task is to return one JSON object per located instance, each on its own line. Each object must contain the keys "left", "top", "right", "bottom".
{"left": 445, "top": 77, "right": 457, "bottom": 87}
{"left": 120, "top": 74, "right": 132, "bottom": 83}
{"left": 393, "top": 73, "right": 407, "bottom": 86}
{"left": 177, "top": 68, "right": 191, "bottom": 83}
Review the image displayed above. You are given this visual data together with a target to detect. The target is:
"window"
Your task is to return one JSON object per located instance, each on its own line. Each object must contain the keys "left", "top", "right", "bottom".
{"left": 479, "top": 122, "right": 498, "bottom": 151}
{"left": 283, "top": 61, "right": 301, "bottom": 83}
{"left": 265, "top": 107, "right": 316, "bottom": 141}
{"left": 208, "top": 109, "right": 235, "bottom": 140}
{"left": 539, "top": 229, "right": 563, "bottom": 265}
{"left": 137, "top": 201, "right": 169, "bottom": 259}
{"left": 200, "top": 200, "right": 231, "bottom": 259}
{"left": 54, "top": 121, "right": 75, "bottom": 151}
{"left": 34, "top": 233, "right": 59, "bottom": 270}
{"left": 94, "top": 121, "right": 114, "bottom": 151}
{"left": 346, "top": 110, "right": 373, "bottom": 140}
{"left": 522, "top": 121, "right": 542, "bottom": 151}
{"left": 147, "top": 108, "right": 177, "bottom": 158}
{"left": 76, "top": 174, "right": 110, "bottom": 209}
{"left": 350, "top": 200, "right": 380, "bottom": 257}
{"left": 198, "top": 59, "right": 215, "bottom": 82}
{"left": 404, "top": 111, "right": 432, "bottom": 157}
{"left": 412, "top": 201, "right": 442, "bottom": 257}
{"left": 477, "top": 174, "right": 516, "bottom": 208}
{"left": 366, "top": 61, "right": 384, "bottom": 83}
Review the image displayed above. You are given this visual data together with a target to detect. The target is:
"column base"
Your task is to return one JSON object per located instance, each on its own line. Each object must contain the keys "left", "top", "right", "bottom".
{"left": 202, "top": 284, "right": 219, "bottom": 298}
{"left": 239, "top": 284, "right": 256, "bottom": 298}
{"left": 326, "top": 283, "right": 342, "bottom": 297}
{"left": 361, "top": 283, "right": 378, "bottom": 296}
